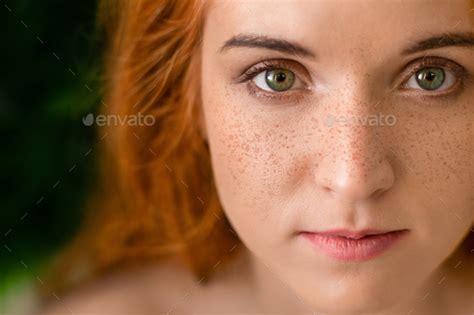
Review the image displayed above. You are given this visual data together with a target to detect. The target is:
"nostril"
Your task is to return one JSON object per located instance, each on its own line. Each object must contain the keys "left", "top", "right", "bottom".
{"left": 323, "top": 186, "right": 335, "bottom": 196}
{"left": 371, "top": 188, "right": 387, "bottom": 199}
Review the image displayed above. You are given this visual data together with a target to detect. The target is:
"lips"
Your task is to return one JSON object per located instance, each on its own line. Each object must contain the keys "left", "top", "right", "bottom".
{"left": 300, "top": 229, "right": 409, "bottom": 261}
{"left": 309, "top": 229, "right": 393, "bottom": 240}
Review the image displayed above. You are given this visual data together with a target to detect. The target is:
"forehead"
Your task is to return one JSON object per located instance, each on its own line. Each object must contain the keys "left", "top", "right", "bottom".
{"left": 205, "top": 0, "right": 474, "bottom": 55}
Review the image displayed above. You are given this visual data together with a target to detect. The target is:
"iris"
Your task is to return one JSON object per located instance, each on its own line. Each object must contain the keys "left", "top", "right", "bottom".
{"left": 265, "top": 69, "right": 295, "bottom": 91}
{"left": 415, "top": 67, "right": 445, "bottom": 90}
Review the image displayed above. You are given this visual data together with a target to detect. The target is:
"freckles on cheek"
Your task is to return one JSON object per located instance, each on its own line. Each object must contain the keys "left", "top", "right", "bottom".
{"left": 206, "top": 89, "right": 297, "bottom": 221}
{"left": 205, "top": 91, "right": 263, "bottom": 200}
{"left": 394, "top": 107, "right": 474, "bottom": 224}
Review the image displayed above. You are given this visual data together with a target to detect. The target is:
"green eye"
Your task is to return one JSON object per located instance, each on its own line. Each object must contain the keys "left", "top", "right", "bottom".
{"left": 265, "top": 69, "right": 295, "bottom": 91}
{"left": 415, "top": 67, "right": 445, "bottom": 90}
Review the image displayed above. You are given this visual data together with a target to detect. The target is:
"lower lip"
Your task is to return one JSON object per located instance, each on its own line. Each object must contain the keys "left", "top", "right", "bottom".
{"left": 301, "top": 230, "right": 408, "bottom": 262}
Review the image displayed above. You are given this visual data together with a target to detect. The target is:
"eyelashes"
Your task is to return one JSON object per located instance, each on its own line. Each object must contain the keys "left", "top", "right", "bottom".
{"left": 398, "top": 56, "right": 470, "bottom": 97}
{"left": 235, "top": 59, "right": 313, "bottom": 101}
{"left": 236, "top": 56, "right": 470, "bottom": 102}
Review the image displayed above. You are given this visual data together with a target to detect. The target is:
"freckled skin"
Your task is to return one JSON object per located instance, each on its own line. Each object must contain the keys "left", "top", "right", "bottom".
{"left": 201, "top": 0, "right": 474, "bottom": 314}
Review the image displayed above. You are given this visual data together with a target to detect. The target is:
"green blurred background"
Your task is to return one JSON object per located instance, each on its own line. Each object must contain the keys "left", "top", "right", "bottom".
{"left": 1, "top": 0, "right": 101, "bottom": 309}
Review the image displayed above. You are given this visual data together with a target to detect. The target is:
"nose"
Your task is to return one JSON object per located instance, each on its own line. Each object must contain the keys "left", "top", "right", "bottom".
{"left": 316, "top": 115, "right": 395, "bottom": 203}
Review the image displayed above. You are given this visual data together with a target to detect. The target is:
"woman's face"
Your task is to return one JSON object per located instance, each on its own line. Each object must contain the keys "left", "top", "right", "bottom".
{"left": 200, "top": 0, "right": 474, "bottom": 312}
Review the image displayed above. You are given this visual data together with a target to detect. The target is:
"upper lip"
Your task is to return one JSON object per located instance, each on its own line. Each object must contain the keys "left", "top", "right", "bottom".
{"left": 303, "top": 229, "right": 403, "bottom": 240}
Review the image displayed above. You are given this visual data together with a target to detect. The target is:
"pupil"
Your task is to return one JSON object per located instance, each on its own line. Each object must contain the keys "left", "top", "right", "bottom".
{"left": 276, "top": 72, "right": 286, "bottom": 82}
{"left": 425, "top": 71, "right": 436, "bottom": 82}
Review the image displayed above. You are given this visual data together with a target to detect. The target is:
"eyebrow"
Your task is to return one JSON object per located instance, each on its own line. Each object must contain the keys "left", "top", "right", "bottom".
{"left": 219, "top": 32, "right": 474, "bottom": 58}
{"left": 219, "top": 34, "right": 316, "bottom": 58}
{"left": 402, "top": 32, "right": 474, "bottom": 55}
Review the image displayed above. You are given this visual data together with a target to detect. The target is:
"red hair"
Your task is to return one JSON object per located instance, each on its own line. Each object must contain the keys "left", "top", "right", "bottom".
{"left": 44, "top": 0, "right": 240, "bottom": 296}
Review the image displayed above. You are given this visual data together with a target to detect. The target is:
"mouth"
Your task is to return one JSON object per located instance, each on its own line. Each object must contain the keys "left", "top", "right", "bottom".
{"left": 300, "top": 229, "right": 409, "bottom": 262}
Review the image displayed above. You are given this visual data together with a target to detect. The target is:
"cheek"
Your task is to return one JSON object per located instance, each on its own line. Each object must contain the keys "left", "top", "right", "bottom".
{"left": 200, "top": 84, "right": 308, "bottom": 247}
{"left": 395, "top": 104, "right": 474, "bottom": 252}
{"left": 202, "top": 90, "right": 279, "bottom": 223}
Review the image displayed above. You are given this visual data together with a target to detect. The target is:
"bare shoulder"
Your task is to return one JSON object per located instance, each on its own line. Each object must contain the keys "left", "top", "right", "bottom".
{"left": 39, "top": 250, "right": 256, "bottom": 314}
{"left": 38, "top": 258, "right": 197, "bottom": 315}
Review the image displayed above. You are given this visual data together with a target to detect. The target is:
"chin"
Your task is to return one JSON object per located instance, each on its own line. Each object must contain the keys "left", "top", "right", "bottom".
{"left": 294, "top": 272, "right": 415, "bottom": 315}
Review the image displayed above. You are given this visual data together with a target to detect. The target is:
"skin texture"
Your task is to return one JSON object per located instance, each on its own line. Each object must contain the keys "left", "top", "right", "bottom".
{"left": 41, "top": 1, "right": 474, "bottom": 314}
{"left": 200, "top": 0, "right": 474, "bottom": 314}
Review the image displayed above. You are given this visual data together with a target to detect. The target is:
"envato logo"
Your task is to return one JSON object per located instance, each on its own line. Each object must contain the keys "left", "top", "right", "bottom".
{"left": 82, "top": 113, "right": 155, "bottom": 127}
{"left": 325, "top": 113, "right": 397, "bottom": 127}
